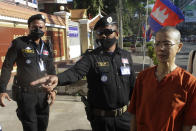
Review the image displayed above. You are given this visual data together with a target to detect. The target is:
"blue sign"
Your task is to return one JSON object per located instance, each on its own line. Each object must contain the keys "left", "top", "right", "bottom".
{"left": 33, "top": 0, "right": 37, "bottom": 4}
{"left": 68, "top": 27, "right": 79, "bottom": 37}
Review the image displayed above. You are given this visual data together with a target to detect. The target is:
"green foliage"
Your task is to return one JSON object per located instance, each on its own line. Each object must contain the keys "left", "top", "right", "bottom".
{"left": 135, "top": 42, "right": 142, "bottom": 47}
{"left": 122, "top": 0, "right": 155, "bottom": 36}
{"left": 73, "top": 0, "right": 155, "bottom": 39}
{"left": 123, "top": 42, "right": 134, "bottom": 47}
{"left": 146, "top": 42, "right": 158, "bottom": 65}
{"left": 73, "top": 0, "right": 103, "bottom": 17}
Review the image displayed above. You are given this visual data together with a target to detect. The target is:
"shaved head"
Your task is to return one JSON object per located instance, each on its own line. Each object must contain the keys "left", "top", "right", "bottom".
{"left": 156, "top": 26, "right": 181, "bottom": 43}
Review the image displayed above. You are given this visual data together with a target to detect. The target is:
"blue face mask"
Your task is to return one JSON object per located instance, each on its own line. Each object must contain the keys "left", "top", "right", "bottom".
{"left": 98, "top": 38, "right": 118, "bottom": 50}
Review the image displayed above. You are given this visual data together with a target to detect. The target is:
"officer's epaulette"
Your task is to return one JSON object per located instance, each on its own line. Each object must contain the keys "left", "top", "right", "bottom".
{"left": 83, "top": 49, "right": 94, "bottom": 56}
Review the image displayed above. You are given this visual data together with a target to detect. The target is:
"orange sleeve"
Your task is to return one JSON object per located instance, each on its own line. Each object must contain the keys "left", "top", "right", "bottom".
{"left": 128, "top": 76, "right": 140, "bottom": 114}
{"left": 183, "top": 77, "right": 196, "bottom": 125}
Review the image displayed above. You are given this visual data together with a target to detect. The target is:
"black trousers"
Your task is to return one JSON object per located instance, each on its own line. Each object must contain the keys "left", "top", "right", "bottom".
{"left": 91, "top": 111, "right": 131, "bottom": 131}
{"left": 16, "top": 92, "right": 49, "bottom": 131}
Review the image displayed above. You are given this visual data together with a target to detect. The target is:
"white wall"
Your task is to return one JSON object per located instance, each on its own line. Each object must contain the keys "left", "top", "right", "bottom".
{"left": 68, "top": 21, "right": 81, "bottom": 59}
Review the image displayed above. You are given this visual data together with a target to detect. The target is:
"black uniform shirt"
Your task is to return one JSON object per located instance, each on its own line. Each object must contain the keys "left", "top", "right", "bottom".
{"left": 0, "top": 36, "right": 56, "bottom": 93}
{"left": 58, "top": 46, "right": 135, "bottom": 110}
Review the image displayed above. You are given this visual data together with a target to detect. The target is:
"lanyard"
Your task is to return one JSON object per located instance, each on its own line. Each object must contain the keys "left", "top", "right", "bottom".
{"left": 35, "top": 40, "right": 45, "bottom": 71}
{"left": 36, "top": 40, "right": 44, "bottom": 56}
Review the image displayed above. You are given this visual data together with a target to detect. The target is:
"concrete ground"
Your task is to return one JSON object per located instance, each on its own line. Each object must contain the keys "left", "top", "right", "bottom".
{"left": 0, "top": 95, "right": 91, "bottom": 131}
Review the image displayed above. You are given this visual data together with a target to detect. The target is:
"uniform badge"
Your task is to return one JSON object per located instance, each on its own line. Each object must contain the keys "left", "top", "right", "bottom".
{"left": 26, "top": 47, "right": 31, "bottom": 50}
{"left": 120, "top": 66, "right": 131, "bottom": 75}
{"left": 121, "top": 58, "right": 129, "bottom": 64}
{"left": 107, "top": 17, "right": 113, "bottom": 23}
{"left": 101, "top": 75, "right": 108, "bottom": 82}
{"left": 41, "top": 14, "right": 45, "bottom": 20}
{"left": 43, "top": 50, "right": 49, "bottom": 55}
{"left": 26, "top": 59, "right": 31, "bottom": 64}
{"left": 22, "top": 47, "right": 34, "bottom": 53}
{"left": 97, "top": 62, "right": 109, "bottom": 67}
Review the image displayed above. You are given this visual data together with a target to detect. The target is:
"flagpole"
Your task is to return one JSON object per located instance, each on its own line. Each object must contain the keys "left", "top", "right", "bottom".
{"left": 118, "top": 0, "right": 123, "bottom": 48}
{"left": 143, "top": 0, "right": 148, "bottom": 70}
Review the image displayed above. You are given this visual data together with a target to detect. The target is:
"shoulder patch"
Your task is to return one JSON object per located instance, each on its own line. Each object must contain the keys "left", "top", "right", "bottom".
{"left": 83, "top": 49, "right": 93, "bottom": 55}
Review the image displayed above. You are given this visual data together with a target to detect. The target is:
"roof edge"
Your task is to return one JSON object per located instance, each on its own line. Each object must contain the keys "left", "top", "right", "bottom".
{"left": 0, "top": 15, "right": 66, "bottom": 29}
{"left": 89, "top": 14, "right": 103, "bottom": 24}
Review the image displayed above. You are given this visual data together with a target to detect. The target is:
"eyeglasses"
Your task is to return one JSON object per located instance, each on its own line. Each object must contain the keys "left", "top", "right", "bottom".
{"left": 96, "top": 29, "right": 116, "bottom": 36}
{"left": 154, "top": 41, "right": 176, "bottom": 48}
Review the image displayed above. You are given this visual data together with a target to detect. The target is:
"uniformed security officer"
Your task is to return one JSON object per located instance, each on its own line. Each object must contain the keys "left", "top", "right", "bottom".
{"left": 0, "top": 14, "right": 56, "bottom": 131}
{"left": 31, "top": 16, "right": 136, "bottom": 131}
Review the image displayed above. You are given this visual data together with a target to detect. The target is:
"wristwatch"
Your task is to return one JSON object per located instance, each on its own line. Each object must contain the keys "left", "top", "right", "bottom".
{"left": 52, "top": 89, "right": 57, "bottom": 94}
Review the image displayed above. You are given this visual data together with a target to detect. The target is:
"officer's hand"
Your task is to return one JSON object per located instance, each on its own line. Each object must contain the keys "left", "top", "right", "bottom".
{"left": 31, "top": 75, "right": 58, "bottom": 92}
{"left": 0, "top": 93, "right": 11, "bottom": 107}
{"left": 48, "top": 91, "right": 56, "bottom": 106}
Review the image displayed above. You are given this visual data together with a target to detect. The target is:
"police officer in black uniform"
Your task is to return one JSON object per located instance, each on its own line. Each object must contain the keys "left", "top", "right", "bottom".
{"left": 0, "top": 14, "right": 56, "bottom": 131}
{"left": 31, "top": 16, "right": 136, "bottom": 131}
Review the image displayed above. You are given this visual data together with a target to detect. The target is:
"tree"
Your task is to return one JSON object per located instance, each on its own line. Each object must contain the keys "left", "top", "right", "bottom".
{"left": 121, "top": 0, "right": 154, "bottom": 36}
{"left": 73, "top": 0, "right": 155, "bottom": 36}
{"left": 73, "top": 0, "right": 103, "bottom": 17}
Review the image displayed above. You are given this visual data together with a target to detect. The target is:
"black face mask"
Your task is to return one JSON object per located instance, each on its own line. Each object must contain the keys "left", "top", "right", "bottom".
{"left": 98, "top": 38, "right": 117, "bottom": 50}
{"left": 30, "top": 28, "right": 44, "bottom": 40}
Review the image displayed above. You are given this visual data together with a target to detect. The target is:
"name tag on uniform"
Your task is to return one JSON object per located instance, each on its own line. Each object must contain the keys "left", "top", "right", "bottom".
{"left": 120, "top": 66, "right": 130, "bottom": 75}
{"left": 39, "top": 59, "right": 45, "bottom": 71}
{"left": 97, "top": 62, "right": 109, "bottom": 67}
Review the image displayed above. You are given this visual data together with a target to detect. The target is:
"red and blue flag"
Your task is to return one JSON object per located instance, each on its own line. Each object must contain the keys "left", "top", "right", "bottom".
{"left": 146, "top": 27, "right": 152, "bottom": 42}
{"left": 149, "top": 0, "right": 184, "bottom": 33}
{"left": 142, "top": 24, "right": 146, "bottom": 38}
{"left": 142, "top": 24, "right": 152, "bottom": 42}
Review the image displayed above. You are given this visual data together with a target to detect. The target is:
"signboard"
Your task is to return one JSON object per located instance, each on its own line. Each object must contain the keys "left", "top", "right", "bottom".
{"left": 68, "top": 27, "right": 79, "bottom": 37}
{"left": 68, "top": 25, "right": 81, "bottom": 59}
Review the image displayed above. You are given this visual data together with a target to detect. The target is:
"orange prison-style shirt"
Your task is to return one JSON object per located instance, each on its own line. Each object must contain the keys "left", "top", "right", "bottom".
{"left": 128, "top": 66, "right": 196, "bottom": 131}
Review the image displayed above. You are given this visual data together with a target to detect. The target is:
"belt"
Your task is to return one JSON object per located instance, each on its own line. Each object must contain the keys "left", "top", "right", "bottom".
{"left": 93, "top": 105, "right": 128, "bottom": 117}
{"left": 17, "top": 86, "right": 47, "bottom": 94}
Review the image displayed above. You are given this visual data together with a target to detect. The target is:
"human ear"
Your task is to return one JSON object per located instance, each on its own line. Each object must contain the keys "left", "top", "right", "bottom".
{"left": 115, "top": 31, "right": 119, "bottom": 38}
{"left": 177, "top": 43, "right": 183, "bottom": 52}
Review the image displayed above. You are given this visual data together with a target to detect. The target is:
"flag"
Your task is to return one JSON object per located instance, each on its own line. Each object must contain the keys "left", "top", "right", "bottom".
{"left": 149, "top": 0, "right": 184, "bottom": 33}
{"left": 142, "top": 24, "right": 152, "bottom": 42}
{"left": 146, "top": 27, "right": 152, "bottom": 42}
{"left": 142, "top": 24, "right": 146, "bottom": 38}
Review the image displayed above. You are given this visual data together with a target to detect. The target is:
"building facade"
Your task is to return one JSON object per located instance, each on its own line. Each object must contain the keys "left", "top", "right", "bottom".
{"left": 1, "top": 0, "right": 38, "bottom": 9}
{"left": 38, "top": 0, "right": 73, "bottom": 14}
{"left": 175, "top": 0, "right": 196, "bottom": 38}
{"left": 175, "top": 0, "right": 193, "bottom": 9}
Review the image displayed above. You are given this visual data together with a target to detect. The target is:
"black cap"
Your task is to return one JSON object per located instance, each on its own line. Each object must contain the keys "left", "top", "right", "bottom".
{"left": 94, "top": 16, "right": 117, "bottom": 30}
{"left": 28, "top": 14, "right": 46, "bottom": 25}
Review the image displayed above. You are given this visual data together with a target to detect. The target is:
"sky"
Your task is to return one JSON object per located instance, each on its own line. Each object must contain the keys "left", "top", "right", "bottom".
{"left": 67, "top": 0, "right": 73, "bottom": 2}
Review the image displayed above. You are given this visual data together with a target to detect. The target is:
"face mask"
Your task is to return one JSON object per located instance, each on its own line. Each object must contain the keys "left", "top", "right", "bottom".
{"left": 30, "top": 28, "right": 44, "bottom": 39}
{"left": 99, "top": 38, "right": 117, "bottom": 50}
